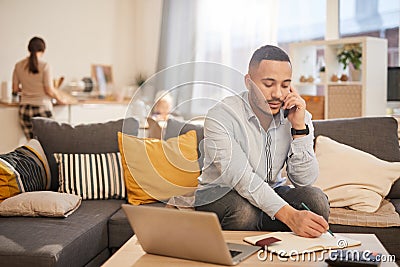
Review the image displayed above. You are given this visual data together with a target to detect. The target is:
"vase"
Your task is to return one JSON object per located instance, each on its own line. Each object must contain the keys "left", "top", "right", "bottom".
{"left": 349, "top": 63, "right": 362, "bottom": 81}
{"left": 319, "top": 72, "right": 326, "bottom": 83}
{"left": 350, "top": 68, "right": 361, "bottom": 81}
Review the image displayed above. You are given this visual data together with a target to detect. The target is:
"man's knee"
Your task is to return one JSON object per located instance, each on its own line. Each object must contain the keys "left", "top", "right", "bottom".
{"left": 301, "top": 186, "right": 330, "bottom": 221}
{"left": 195, "top": 190, "right": 261, "bottom": 230}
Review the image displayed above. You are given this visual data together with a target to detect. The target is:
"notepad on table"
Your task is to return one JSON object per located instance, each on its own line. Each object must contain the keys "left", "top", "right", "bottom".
{"left": 243, "top": 232, "right": 361, "bottom": 257}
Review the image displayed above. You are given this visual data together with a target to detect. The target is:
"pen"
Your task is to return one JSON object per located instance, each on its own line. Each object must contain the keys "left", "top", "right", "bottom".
{"left": 301, "top": 202, "right": 335, "bottom": 237}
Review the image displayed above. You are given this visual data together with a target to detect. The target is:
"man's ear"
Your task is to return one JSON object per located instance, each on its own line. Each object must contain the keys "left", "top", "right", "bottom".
{"left": 244, "top": 74, "right": 251, "bottom": 90}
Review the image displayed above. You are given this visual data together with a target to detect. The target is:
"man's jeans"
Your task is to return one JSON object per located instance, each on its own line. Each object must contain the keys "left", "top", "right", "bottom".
{"left": 195, "top": 186, "right": 330, "bottom": 231}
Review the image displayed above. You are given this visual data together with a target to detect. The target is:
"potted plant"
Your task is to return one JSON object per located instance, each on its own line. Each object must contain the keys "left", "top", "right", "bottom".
{"left": 124, "top": 73, "right": 147, "bottom": 100}
{"left": 337, "top": 43, "right": 362, "bottom": 81}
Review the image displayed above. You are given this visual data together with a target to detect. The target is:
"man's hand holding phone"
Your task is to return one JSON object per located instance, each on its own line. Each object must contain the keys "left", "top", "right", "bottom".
{"left": 283, "top": 86, "right": 306, "bottom": 131}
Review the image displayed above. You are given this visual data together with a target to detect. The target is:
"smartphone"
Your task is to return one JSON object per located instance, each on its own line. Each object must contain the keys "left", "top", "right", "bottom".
{"left": 283, "top": 102, "right": 295, "bottom": 118}
{"left": 284, "top": 108, "right": 290, "bottom": 118}
{"left": 283, "top": 87, "right": 293, "bottom": 118}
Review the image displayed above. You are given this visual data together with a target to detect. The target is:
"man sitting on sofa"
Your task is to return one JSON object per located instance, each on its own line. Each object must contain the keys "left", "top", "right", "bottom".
{"left": 195, "top": 45, "right": 330, "bottom": 238}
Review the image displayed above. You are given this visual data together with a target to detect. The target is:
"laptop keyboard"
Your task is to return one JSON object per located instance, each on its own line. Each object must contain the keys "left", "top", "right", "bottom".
{"left": 229, "top": 250, "right": 242, "bottom": 258}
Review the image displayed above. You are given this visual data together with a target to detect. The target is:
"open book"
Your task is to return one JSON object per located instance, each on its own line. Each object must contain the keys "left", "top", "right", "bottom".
{"left": 244, "top": 232, "right": 361, "bottom": 256}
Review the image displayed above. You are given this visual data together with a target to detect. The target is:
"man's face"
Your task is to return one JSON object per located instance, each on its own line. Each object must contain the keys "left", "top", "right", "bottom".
{"left": 245, "top": 60, "right": 292, "bottom": 116}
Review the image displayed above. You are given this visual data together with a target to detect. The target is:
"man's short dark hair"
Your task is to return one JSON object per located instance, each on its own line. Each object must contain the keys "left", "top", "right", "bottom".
{"left": 249, "top": 45, "right": 291, "bottom": 70}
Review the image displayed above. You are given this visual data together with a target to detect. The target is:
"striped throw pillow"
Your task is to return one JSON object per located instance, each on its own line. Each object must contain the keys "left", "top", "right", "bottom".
{"left": 1, "top": 140, "right": 51, "bottom": 202}
{"left": 54, "top": 153, "right": 126, "bottom": 200}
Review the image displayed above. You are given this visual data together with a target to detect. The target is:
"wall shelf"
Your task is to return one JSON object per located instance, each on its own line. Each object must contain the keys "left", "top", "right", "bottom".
{"left": 290, "top": 37, "right": 388, "bottom": 119}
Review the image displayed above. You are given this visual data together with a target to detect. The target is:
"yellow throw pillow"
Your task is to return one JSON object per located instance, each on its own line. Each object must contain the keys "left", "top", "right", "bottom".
{"left": 314, "top": 135, "right": 400, "bottom": 212}
{"left": 0, "top": 161, "right": 20, "bottom": 201}
{"left": 118, "top": 130, "right": 200, "bottom": 205}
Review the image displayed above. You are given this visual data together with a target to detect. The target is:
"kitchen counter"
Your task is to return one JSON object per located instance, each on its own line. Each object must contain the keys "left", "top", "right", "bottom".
{"left": 0, "top": 97, "right": 137, "bottom": 154}
{"left": 0, "top": 97, "right": 132, "bottom": 107}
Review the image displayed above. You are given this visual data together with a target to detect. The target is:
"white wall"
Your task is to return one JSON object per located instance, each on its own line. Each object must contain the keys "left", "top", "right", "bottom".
{"left": 132, "top": 0, "right": 163, "bottom": 78}
{"left": 0, "top": 0, "right": 162, "bottom": 90}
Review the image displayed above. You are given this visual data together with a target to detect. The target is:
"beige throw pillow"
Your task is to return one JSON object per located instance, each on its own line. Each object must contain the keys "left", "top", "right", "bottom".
{"left": 0, "top": 191, "right": 81, "bottom": 217}
{"left": 314, "top": 135, "right": 400, "bottom": 212}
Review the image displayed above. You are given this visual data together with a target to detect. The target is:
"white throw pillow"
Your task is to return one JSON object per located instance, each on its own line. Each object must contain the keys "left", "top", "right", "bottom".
{"left": 0, "top": 191, "right": 81, "bottom": 217}
{"left": 314, "top": 135, "right": 400, "bottom": 212}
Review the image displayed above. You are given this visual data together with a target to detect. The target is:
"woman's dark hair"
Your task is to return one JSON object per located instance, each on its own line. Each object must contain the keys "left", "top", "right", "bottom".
{"left": 27, "top": 37, "right": 46, "bottom": 74}
{"left": 249, "top": 45, "right": 291, "bottom": 70}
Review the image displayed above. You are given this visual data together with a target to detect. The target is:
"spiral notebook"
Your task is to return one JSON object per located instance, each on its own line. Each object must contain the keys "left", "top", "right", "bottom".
{"left": 244, "top": 232, "right": 361, "bottom": 257}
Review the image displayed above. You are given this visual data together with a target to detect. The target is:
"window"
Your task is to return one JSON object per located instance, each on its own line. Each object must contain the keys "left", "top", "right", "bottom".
{"left": 277, "top": 0, "right": 326, "bottom": 51}
{"left": 340, "top": 0, "right": 400, "bottom": 66}
{"left": 156, "top": 0, "right": 399, "bottom": 117}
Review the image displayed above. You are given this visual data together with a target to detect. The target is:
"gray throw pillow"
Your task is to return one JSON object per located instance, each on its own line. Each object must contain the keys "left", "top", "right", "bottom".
{"left": 163, "top": 118, "right": 205, "bottom": 170}
{"left": 32, "top": 117, "right": 139, "bottom": 191}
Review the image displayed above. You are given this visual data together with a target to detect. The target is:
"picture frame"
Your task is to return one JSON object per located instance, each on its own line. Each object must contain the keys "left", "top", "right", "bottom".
{"left": 91, "top": 64, "right": 113, "bottom": 98}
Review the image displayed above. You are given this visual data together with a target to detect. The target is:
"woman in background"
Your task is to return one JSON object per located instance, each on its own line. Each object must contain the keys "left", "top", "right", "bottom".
{"left": 151, "top": 90, "right": 174, "bottom": 123}
{"left": 12, "top": 36, "right": 65, "bottom": 139}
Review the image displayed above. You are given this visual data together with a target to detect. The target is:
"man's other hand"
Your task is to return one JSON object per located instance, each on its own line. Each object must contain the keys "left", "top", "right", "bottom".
{"left": 275, "top": 205, "right": 329, "bottom": 238}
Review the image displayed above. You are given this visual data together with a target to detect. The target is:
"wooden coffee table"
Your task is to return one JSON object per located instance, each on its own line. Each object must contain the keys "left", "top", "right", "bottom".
{"left": 102, "top": 231, "right": 397, "bottom": 266}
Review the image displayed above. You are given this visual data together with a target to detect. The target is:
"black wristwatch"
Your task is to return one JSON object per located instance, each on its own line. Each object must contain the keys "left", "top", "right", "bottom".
{"left": 291, "top": 124, "right": 309, "bottom": 136}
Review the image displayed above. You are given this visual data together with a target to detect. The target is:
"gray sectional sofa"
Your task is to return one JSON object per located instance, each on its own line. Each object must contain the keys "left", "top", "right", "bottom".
{"left": 0, "top": 116, "right": 399, "bottom": 266}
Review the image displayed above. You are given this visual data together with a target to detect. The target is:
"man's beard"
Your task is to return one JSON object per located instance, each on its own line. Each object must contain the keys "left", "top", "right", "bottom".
{"left": 250, "top": 93, "right": 282, "bottom": 117}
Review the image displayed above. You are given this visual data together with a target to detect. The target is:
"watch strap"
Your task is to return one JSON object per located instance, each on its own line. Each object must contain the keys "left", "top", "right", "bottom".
{"left": 291, "top": 124, "right": 309, "bottom": 136}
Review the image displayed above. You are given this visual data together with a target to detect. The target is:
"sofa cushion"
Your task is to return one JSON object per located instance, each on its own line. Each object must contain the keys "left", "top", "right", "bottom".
{"left": 54, "top": 152, "right": 126, "bottom": 200}
{"left": 314, "top": 135, "right": 400, "bottom": 212}
{"left": 329, "top": 199, "right": 400, "bottom": 227}
{"left": 108, "top": 201, "right": 165, "bottom": 249}
{"left": 118, "top": 131, "right": 200, "bottom": 205}
{"left": 32, "top": 117, "right": 139, "bottom": 191}
{"left": 164, "top": 118, "right": 205, "bottom": 169}
{"left": 0, "top": 191, "right": 81, "bottom": 217}
{"left": 0, "top": 139, "right": 51, "bottom": 202}
{"left": 313, "top": 117, "right": 400, "bottom": 199}
{"left": 313, "top": 117, "right": 400, "bottom": 161}
{"left": 0, "top": 199, "right": 124, "bottom": 267}
{"left": 390, "top": 199, "right": 400, "bottom": 214}
{"left": 388, "top": 180, "right": 400, "bottom": 199}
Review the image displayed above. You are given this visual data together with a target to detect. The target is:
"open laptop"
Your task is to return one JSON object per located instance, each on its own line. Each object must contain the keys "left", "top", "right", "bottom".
{"left": 122, "top": 204, "right": 260, "bottom": 265}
